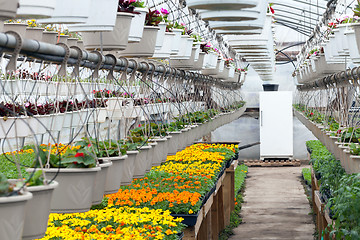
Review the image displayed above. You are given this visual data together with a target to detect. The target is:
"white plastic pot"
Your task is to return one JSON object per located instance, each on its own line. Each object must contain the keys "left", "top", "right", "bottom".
{"left": 0, "top": 191, "right": 33, "bottom": 240}
{"left": 3, "top": 23, "right": 28, "bottom": 39}
{"left": 68, "top": 0, "right": 119, "bottom": 31}
{"left": 0, "top": 0, "right": 19, "bottom": 20}
{"left": 170, "top": 36, "right": 194, "bottom": 60}
{"left": 103, "top": 155, "right": 128, "bottom": 194}
{"left": 155, "top": 22, "right": 167, "bottom": 50}
{"left": 38, "top": 0, "right": 91, "bottom": 24}
{"left": 128, "top": 7, "right": 148, "bottom": 43}
{"left": 81, "top": 12, "right": 134, "bottom": 50}
{"left": 170, "top": 29, "right": 183, "bottom": 55}
{"left": 92, "top": 160, "right": 112, "bottom": 205}
{"left": 133, "top": 145, "right": 152, "bottom": 178}
{"left": 31, "top": 167, "right": 100, "bottom": 213}
{"left": 22, "top": 181, "right": 58, "bottom": 240}
{"left": 152, "top": 32, "right": 175, "bottom": 59}
{"left": 119, "top": 26, "right": 160, "bottom": 57}
{"left": 17, "top": 0, "right": 56, "bottom": 19}
{"left": 186, "top": 0, "right": 258, "bottom": 10}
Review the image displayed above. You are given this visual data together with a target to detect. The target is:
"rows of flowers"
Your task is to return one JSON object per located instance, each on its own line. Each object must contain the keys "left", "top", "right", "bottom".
{"left": 105, "top": 144, "right": 237, "bottom": 215}
{"left": 35, "top": 143, "right": 237, "bottom": 239}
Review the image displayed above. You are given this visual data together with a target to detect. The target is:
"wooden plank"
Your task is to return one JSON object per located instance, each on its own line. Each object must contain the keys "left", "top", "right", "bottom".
{"left": 311, "top": 167, "right": 320, "bottom": 190}
{"left": 217, "top": 185, "right": 225, "bottom": 232}
{"left": 211, "top": 192, "right": 219, "bottom": 240}
{"left": 314, "top": 191, "right": 324, "bottom": 211}
{"left": 223, "top": 169, "right": 231, "bottom": 226}
{"left": 203, "top": 193, "right": 214, "bottom": 216}
{"left": 244, "top": 159, "right": 301, "bottom": 167}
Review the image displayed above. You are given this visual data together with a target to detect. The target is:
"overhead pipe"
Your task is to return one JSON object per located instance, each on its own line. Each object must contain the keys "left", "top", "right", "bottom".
{"left": 0, "top": 32, "right": 241, "bottom": 90}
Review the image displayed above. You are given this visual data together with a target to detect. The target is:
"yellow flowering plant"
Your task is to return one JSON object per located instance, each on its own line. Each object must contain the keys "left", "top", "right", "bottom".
{"left": 41, "top": 207, "right": 185, "bottom": 240}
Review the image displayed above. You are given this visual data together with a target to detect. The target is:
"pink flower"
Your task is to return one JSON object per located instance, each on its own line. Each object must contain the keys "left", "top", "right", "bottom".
{"left": 160, "top": 8, "right": 169, "bottom": 15}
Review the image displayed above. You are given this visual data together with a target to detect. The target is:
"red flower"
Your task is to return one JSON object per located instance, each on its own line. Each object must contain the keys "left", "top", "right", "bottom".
{"left": 310, "top": 112, "right": 314, "bottom": 116}
{"left": 73, "top": 161, "right": 78, "bottom": 164}
{"left": 88, "top": 144, "right": 92, "bottom": 147}
{"left": 138, "top": 124, "right": 141, "bottom": 127}
{"left": 75, "top": 152, "right": 84, "bottom": 158}
{"left": 270, "top": 7, "right": 274, "bottom": 14}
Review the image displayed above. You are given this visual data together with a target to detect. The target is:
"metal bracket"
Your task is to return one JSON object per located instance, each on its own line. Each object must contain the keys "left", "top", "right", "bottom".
{"left": 91, "top": 51, "right": 104, "bottom": 79}
{"left": 5, "top": 31, "right": 23, "bottom": 73}
{"left": 119, "top": 57, "right": 130, "bottom": 82}
{"left": 70, "top": 46, "right": 83, "bottom": 78}
{"left": 105, "top": 54, "right": 117, "bottom": 81}
{"left": 56, "top": 43, "right": 70, "bottom": 77}
{"left": 128, "top": 59, "right": 139, "bottom": 84}
{"left": 158, "top": 65, "right": 167, "bottom": 83}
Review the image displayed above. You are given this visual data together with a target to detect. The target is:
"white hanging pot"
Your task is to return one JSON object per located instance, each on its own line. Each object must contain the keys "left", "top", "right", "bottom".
{"left": 154, "top": 22, "right": 167, "bottom": 50}
{"left": 22, "top": 181, "right": 58, "bottom": 240}
{"left": 0, "top": 0, "right": 19, "bottom": 20}
{"left": 121, "top": 150, "right": 139, "bottom": 185}
{"left": 0, "top": 191, "right": 33, "bottom": 240}
{"left": 17, "top": 0, "right": 56, "bottom": 19}
{"left": 133, "top": 145, "right": 152, "bottom": 179}
{"left": 3, "top": 23, "right": 28, "bottom": 39}
{"left": 68, "top": 0, "right": 118, "bottom": 31}
{"left": 119, "top": 26, "right": 160, "bottom": 57}
{"left": 192, "top": 52, "right": 206, "bottom": 70}
{"left": 38, "top": 0, "right": 91, "bottom": 24}
{"left": 199, "top": 8, "right": 260, "bottom": 21}
{"left": 226, "top": 71, "right": 240, "bottom": 82}
{"left": 170, "top": 36, "right": 194, "bottom": 60}
{"left": 0, "top": 117, "right": 31, "bottom": 138}
{"left": 41, "top": 31, "right": 58, "bottom": 44}
{"left": 202, "top": 59, "right": 224, "bottom": 76}
{"left": 170, "top": 29, "right": 183, "bottom": 55}
{"left": 348, "top": 23, "right": 360, "bottom": 63}
{"left": 25, "top": 27, "right": 43, "bottom": 41}
{"left": 103, "top": 155, "right": 128, "bottom": 195}
{"left": 170, "top": 47, "right": 199, "bottom": 69}
{"left": 146, "top": 142, "right": 157, "bottom": 172}
{"left": 27, "top": 167, "right": 100, "bottom": 213}
{"left": 128, "top": 7, "right": 148, "bottom": 43}
{"left": 150, "top": 137, "right": 167, "bottom": 167}
{"left": 186, "top": 0, "right": 258, "bottom": 10}
{"left": 202, "top": 52, "right": 218, "bottom": 69}
{"left": 152, "top": 32, "right": 175, "bottom": 59}
{"left": 80, "top": 12, "right": 134, "bottom": 50}
{"left": 92, "top": 160, "right": 112, "bottom": 205}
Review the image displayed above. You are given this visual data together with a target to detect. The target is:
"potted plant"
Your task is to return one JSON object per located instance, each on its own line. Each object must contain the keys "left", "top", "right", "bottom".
{"left": 41, "top": 25, "right": 58, "bottom": 44}
{"left": 24, "top": 19, "right": 43, "bottom": 41}
{"left": 27, "top": 144, "right": 101, "bottom": 213}
{"left": 18, "top": 170, "right": 59, "bottom": 240}
{"left": 126, "top": 0, "right": 148, "bottom": 43}
{"left": 0, "top": 172, "right": 33, "bottom": 240}
{"left": 78, "top": 1, "right": 134, "bottom": 50}
{"left": 3, "top": 19, "right": 28, "bottom": 39}
{"left": 78, "top": 138, "right": 128, "bottom": 195}
{"left": 118, "top": 9, "right": 161, "bottom": 57}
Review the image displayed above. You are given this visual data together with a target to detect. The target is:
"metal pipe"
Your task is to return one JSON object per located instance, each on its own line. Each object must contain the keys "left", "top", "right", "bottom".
{"left": 0, "top": 32, "right": 241, "bottom": 89}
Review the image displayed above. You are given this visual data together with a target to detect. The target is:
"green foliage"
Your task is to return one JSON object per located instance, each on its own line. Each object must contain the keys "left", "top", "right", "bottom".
{"left": 350, "top": 143, "right": 360, "bottom": 155}
{"left": 26, "top": 170, "right": 44, "bottom": 187}
{"left": 32, "top": 146, "right": 96, "bottom": 168}
{"left": 0, "top": 152, "right": 34, "bottom": 179}
{"left": 354, "top": 0, "right": 360, "bottom": 17}
{"left": 340, "top": 128, "right": 360, "bottom": 143}
{"left": 235, "top": 165, "right": 247, "bottom": 193}
{"left": 302, "top": 168, "right": 311, "bottom": 185}
{"left": 0, "top": 172, "right": 12, "bottom": 197}
{"left": 77, "top": 138, "right": 126, "bottom": 157}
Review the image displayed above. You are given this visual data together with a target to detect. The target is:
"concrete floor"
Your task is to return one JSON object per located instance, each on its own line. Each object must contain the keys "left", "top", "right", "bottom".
{"left": 229, "top": 166, "right": 315, "bottom": 240}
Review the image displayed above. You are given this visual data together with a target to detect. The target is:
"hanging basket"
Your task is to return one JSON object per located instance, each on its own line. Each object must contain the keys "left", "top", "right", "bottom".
{"left": 186, "top": 0, "right": 258, "bottom": 10}
{"left": 17, "top": 0, "right": 56, "bottom": 19}
{"left": 80, "top": 12, "right": 134, "bottom": 51}
{"left": 92, "top": 160, "right": 112, "bottom": 205}
{"left": 0, "top": 0, "right": 19, "bottom": 20}
{"left": 27, "top": 167, "right": 101, "bottom": 213}
{"left": 0, "top": 117, "right": 32, "bottom": 139}
{"left": 38, "top": 0, "right": 91, "bottom": 24}
{"left": 121, "top": 150, "right": 139, "bottom": 185}
{"left": 170, "top": 46, "right": 200, "bottom": 69}
{"left": 150, "top": 137, "right": 167, "bottom": 167}
{"left": 22, "top": 181, "right": 58, "bottom": 240}
{"left": 202, "top": 59, "right": 224, "bottom": 76}
{"left": 170, "top": 36, "right": 194, "bottom": 60}
{"left": 170, "top": 29, "right": 184, "bottom": 55}
{"left": 133, "top": 145, "right": 152, "bottom": 179}
{"left": 103, "top": 155, "right": 128, "bottom": 195}
{"left": 0, "top": 191, "right": 33, "bottom": 240}
{"left": 68, "top": 0, "right": 118, "bottom": 31}
{"left": 128, "top": 7, "right": 148, "bottom": 43}
{"left": 146, "top": 142, "right": 158, "bottom": 172}
{"left": 154, "top": 23, "right": 167, "bottom": 50}
{"left": 119, "top": 26, "right": 160, "bottom": 57}
{"left": 152, "top": 32, "right": 175, "bottom": 59}
{"left": 25, "top": 27, "right": 43, "bottom": 41}
{"left": 3, "top": 23, "right": 28, "bottom": 39}
{"left": 202, "top": 52, "right": 218, "bottom": 69}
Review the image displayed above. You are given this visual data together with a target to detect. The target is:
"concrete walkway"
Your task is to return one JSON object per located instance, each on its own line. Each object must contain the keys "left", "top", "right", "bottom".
{"left": 230, "top": 166, "right": 314, "bottom": 240}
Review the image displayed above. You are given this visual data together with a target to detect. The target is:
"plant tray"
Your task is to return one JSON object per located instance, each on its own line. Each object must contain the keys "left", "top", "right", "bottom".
{"left": 171, "top": 212, "right": 200, "bottom": 227}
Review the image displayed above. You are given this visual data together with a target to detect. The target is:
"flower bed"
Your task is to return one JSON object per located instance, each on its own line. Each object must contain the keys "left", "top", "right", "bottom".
{"left": 41, "top": 206, "right": 184, "bottom": 240}
{"left": 106, "top": 143, "right": 237, "bottom": 215}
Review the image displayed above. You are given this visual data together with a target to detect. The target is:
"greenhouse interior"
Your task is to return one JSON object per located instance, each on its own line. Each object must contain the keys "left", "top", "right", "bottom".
{"left": 1, "top": 0, "right": 360, "bottom": 239}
